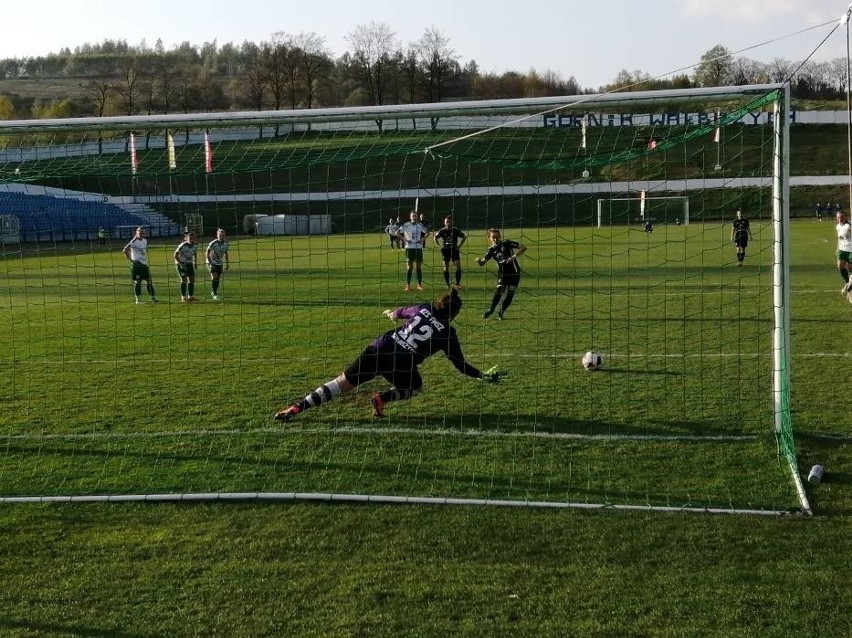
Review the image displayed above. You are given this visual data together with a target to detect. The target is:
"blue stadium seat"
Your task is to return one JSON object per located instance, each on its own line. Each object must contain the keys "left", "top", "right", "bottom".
{"left": 0, "top": 193, "right": 149, "bottom": 242}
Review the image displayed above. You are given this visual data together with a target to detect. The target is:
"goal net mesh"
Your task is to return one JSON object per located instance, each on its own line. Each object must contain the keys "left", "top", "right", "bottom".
{"left": 0, "top": 85, "right": 801, "bottom": 512}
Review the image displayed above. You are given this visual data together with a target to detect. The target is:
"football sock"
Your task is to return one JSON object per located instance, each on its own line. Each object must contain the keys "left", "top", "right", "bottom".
{"left": 489, "top": 290, "right": 503, "bottom": 311}
{"left": 146, "top": 283, "right": 156, "bottom": 297}
{"left": 455, "top": 269, "right": 462, "bottom": 285}
{"left": 443, "top": 270, "right": 450, "bottom": 286}
{"left": 299, "top": 378, "right": 344, "bottom": 411}
{"left": 180, "top": 282, "right": 187, "bottom": 297}
{"left": 212, "top": 279, "right": 220, "bottom": 294}
{"left": 501, "top": 289, "right": 516, "bottom": 311}
{"left": 188, "top": 282, "right": 194, "bottom": 296}
{"left": 134, "top": 282, "right": 142, "bottom": 297}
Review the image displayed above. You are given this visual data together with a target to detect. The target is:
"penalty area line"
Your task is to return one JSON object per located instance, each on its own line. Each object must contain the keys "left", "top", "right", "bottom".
{"left": 3, "top": 425, "right": 757, "bottom": 444}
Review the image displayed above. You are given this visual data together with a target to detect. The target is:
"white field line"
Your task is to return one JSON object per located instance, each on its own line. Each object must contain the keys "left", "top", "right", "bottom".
{"left": 799, "top": 431, "right": 852, "bottom": 442}
{"left": 0, "top": 491, "right": 798, "bottom": 516}
{"left": 0, "top": 352, "right": 847, "bottom": 366}
{"left": 2, "top": 424, "right": 756, "bottom": 444}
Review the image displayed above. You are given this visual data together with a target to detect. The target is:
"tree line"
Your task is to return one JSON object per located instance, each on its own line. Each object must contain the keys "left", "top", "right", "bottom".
{"left": 0, "top": 26, "right": 846, "bottom": 121}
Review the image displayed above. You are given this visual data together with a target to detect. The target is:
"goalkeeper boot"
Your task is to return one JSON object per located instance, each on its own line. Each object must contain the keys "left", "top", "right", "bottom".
{"left": 274, "top": 405, "right": 302, "bottom": 422}
{"left": 370, "top": 393, "right": 385, "bottom": 418}
{"left": 481, "top": 308, "right": 493, "bottom": 319}
{"left": 496, "top": 309, "right": 505, "bottom": 321}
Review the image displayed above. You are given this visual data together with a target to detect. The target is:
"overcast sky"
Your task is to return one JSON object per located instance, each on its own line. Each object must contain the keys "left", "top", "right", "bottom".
{"left": 2, "top": 0, "right": 849, "bottom": 89}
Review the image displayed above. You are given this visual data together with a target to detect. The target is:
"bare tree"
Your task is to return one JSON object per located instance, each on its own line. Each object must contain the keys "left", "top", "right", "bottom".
{"left": 138, "top": 59, "right": 157, "bottom": 116}
{"left": 239, "top": 41, "right": 266, "bottom": 112}
{"left": 345, "top": 21, "right": 399, "bottom": 107}
{"left": 604, "top": 69, "right": 652, "bottom": 92}
{"left": 694, "top": 45, "right": 733, "bottom": 87}
{"left": 154, "top": 53, "right": 179, "bottom": 114}
{"left": 114, "top": 55, "right": 140, "bottom": 115}
{"left": 86, "top": 79, "right": 113, "bottom": 117}
{"left": 244, "top": 56, "right": 267, "bottom": 110}
{"left": 85, "top": 79, "right": 114, "bottom": 153}
{"left": 768, "top": 57, "right": 792, "bottom": 84}
{"left": 829, "top": 58, "right": 847, "bottom": 94}
{"left": 260, "top": 36, "right": 294, "bottom": 111}
{"left": 730, "top": 57, "right": 769, "bottom": 86}
{"left": 292, "top": 32, "right": 331, "bottom": 108}
{"left": 792, "top": 60, "right": 833, "bottom": 99}
{"left": 401, "top": 45, "right": 421, "bottom": 104}
{"left": 417, "top": 27, "right": 456, "bottom": 103}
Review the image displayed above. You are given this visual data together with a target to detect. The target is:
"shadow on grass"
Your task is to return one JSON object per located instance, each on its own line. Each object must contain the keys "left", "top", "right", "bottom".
{"left": 1, "top": 429, "right": 784, "bottom": 510}
{"left": 586, "top": 367, "right": 682, "bottom": 376}
{"left": 0, "top": 618, "right": 153, "bottom": 638}
{"left": 388, "top": 411, "right": 760, "bottom": 439}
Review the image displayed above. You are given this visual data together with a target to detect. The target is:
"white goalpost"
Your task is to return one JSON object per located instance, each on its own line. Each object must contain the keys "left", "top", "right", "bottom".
{"left": 0, "top": 83, "right": 805, "bottom": 515}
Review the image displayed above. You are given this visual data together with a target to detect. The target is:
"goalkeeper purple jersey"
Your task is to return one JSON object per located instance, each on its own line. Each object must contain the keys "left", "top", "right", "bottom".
{"left": 372, "top": 304, "right": 482, "bottom": 377}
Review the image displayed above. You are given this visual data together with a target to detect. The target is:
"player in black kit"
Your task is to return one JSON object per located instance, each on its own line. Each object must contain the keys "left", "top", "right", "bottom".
{"left": 433, "top": 216, "right": 467, "bottom": 287}
{"left": 273, "top": 288, "right": 505, "bottom": 421}
{"left": 476, "top": 228, "right": 527, "bottom": 320}
{"left": 731, "top": 208, "right": 753, "bottom": 265}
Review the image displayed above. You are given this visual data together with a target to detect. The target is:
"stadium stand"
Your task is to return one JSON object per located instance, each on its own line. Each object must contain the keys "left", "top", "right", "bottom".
{"left": 0, "top": 188, "right": 181, "bottom": 242}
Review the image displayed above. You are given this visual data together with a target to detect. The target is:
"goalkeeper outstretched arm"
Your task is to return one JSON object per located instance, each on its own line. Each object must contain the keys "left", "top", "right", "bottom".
{"left": 445, "top": 332, "right": 505, "bottom": 382}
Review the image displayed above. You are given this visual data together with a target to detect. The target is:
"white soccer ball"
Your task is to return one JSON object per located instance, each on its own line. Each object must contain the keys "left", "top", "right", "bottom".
{"left": 581, "top": 351, "right": 604, "bottom": 371}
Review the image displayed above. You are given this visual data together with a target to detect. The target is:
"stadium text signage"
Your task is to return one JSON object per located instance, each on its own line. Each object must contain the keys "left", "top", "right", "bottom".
{"left": 543, "top": 110, "right": 797, "bottom": 128}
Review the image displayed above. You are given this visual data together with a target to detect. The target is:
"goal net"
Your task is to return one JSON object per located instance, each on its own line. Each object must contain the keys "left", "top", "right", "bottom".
{"left": 597, "top": 195, "right": 689, "bottom": 227}
{"left": 0, "top": 84, "right": 805, "bottom": 514}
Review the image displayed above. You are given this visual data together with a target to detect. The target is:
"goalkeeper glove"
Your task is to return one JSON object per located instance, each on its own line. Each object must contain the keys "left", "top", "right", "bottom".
{"left": 382, "top": 309, "right": 397, "bottom": 321}
{"left": 480, "top": 365, "right": 507, "bottom": 383}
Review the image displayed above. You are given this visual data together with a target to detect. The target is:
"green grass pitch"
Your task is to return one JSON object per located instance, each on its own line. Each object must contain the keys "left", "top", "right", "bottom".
{"left": 0, "top": 220, "right": 850, "bottom": 636}
{"left": 4, "top": 218, "right": 848, "bottom": 514}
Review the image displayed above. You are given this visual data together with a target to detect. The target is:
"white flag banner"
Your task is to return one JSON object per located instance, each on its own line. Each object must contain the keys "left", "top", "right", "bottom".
{"left": 204, "top": 131, "right": 213, "bottom": 173}
{"left": 167, "top": 132, "right": 177, "bottom": 170}
{"left": 130, "top": 133, "right": 138, "bottom": 175}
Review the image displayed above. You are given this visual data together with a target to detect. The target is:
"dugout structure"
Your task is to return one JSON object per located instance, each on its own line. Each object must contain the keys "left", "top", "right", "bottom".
{"left": 0, "top": 84, "right": 807, "bottom": 515}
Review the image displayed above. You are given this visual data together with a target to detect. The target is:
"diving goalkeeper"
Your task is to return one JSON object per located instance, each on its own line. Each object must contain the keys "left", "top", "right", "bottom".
{"left": 274, "top": 287, "right": 505, "bottom": 421}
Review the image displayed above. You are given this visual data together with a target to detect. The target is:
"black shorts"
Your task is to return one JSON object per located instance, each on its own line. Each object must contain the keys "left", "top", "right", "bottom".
{"left": 130, "top": 263, "right": 152, "bottom": 282}
{"left": 441, "top": 247, "right": 461, "bottom": 262}
{"left": 343, "top": 344, "right": 423, "bottom": 391}
{"left": 497, "top": 273, "right": 521, "bottom": 288}
{"left": 175, "top": 263, "right": 195, "bottom": 278}
{"left": 734, "top": 235, "right": 748, "bottom": 248}
{"left": 405, "top": 248, "right": 424, "bottom": 263}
